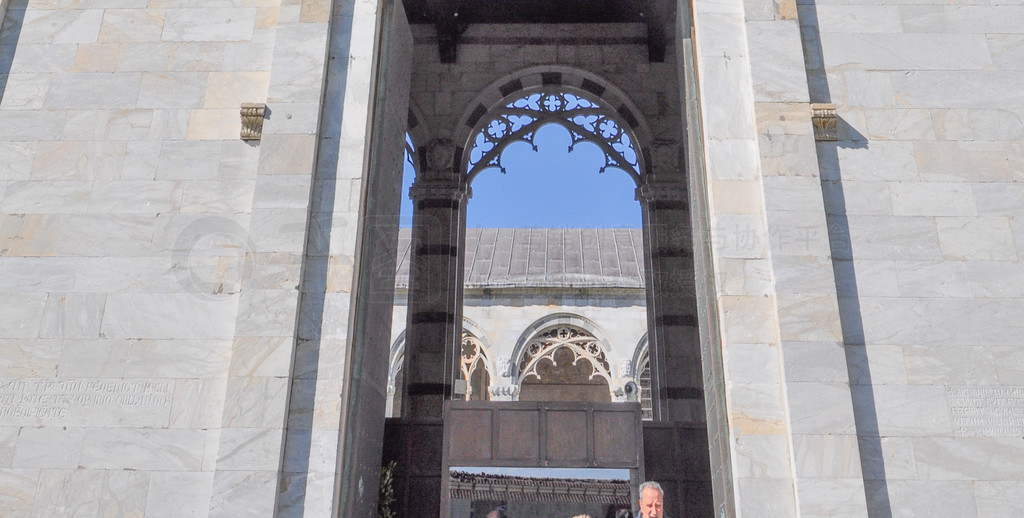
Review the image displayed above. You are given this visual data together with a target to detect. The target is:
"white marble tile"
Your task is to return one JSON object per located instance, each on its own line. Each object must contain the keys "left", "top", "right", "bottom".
{"left": 936, "top": 216, "right": 1017, "bottom": 261}
{"left": 213, "top": 427, "right": 281, "bottom": 470}
{"left": 138, "top": 71, "right": 208, "bottom": 109}
{"left": 786, "top": 382, "right": 858, "bottom": 434}
{"left": 266, "top": 24, "right": 329, "bottom": 103}
{"left": 863, "top": 108, "right": 935, "bottom": 141}
{"left": 859, "top": 436, "right": 917, "bottom": 480}
{"left": 975, "top": 481, "right": 1024, "bottom": 518}
{"left": 161, "top": 8, "right": 256, "bottom": 42}
{"left": 746, "top": 22, "right": 809, "bottom": 103}
{"left": 146, "top": 471, "right": 213, "bottom": 518}
{"left": 57, "top": 339, "right": 128, "bottom": 377}
{"left": 732, "top": 434, "right": 792, "bottom": 478}
{"left": 97, "top": 470, "right": 150, "bottom": 518}
{"left": 39, "top": 292, "right": 104, "bottom": 339}
{"left": 100, "top": 292, "right": 239, "bottom": 340}
{"left": 0, "top": 428, "right": 16, "bottom": 468}
{"left": 888, "top": 479, "right": 974, "bottom": 515}
{"left": 792, "top": 434, "right": 862, "bottom": 478}
{"left": 987, "top": 34, "right": 1024, "bottom": 71}
{"left": 727, "top": 382, "right": 787, "bottom": 435}
{"left": 0, "top": 468, "right": 38, "bottom": 516}
{"left": 0, "top": 257, "right": 77, "bottom": 292}
{"left": 890, "top": 70, "right": 1024, "bottom": 110}
{"left": 781, "top": 341, "right": 849, "bottom": 383}
{"left": 724, "top": 343, "right": 781, "bottom": 385}
{"left": 18, "top": 8, "right": 103, "bottom": 44}
{"left": 736, "top": 477, "right": 798, "bottom": 518}
{"left": 973, "top": 182, "right": 1024, "bottom": 219}
{"left": 0, "top": 73, "right": 52, "bottom": 110}
{"left": 835, "top": 142, "right": 920, "bottom": 182}
{"left": 891, "top": 182, "right": 975, "bottom": 217}
{"left": 0, "top": 340, "right": 60, "bottom": 377}
{"left": 822, "top": 33, "right": 992, "bottom": 70}
{"left": 12, "top": 427, "right": 83, "bottom": 468}
{"left": 895, "top": 260, "right": 970, "bottom": 298}
{"left": 846, "top": 215, "right": 942, "bottom": 260}
{"left": 208, "top": 470, "right": 277, "bottom": 518}
{"left": 234, "top": 289, "right": 300, "bottom": 337}
{"left": 856, "top": 385, "right": 953, "bottom": 436}
{"left": 80, "top": 428, "right": 206, "bottom": 470}
{"left": 796, "top": 478, "right": 869, "bottom": 517}
{"left": 156, "top": 140, "right": 224, "bottom": 179}
{"left": 916, "top": 141, "right": 1012, "bottom": 183}
{"left": 45, "top": 72, "right": 142, "bottom": 109}
{"left": 180, "top": 179, "right": 254, "bottom": 213}
{"left": 169, "top": 378, "right": 226, "bottom": 429}
{"left": 0, "top": 293, "right": 47, "bottom": 338}
{"left": 31, "top": 469, "right": 102, "bottom": 517}
{"left": 124, "top": 339, "right": 231, "bottom": 378}
{"left": 847, "top": 344, "right": 908, "bottom": 386}
{"left": 899, "top": 5, "right": 1024, "bottom": 34}
{"left": 5, "top": 43, "right": 78, "bottom": 74}
{"left": 913, "top": 437, "right": 1024, "bottom": 481}
{"left": 99, "top": 8, "right": 165, "bottom": 43}
{"left": 220, "top": 376, "right": 288, "bottom": 428}
{"left": 719, "top": 295, "right": 778, "bottom": 345}
{"left": 815, "top": 5, "right": 902, "bottom": 33}
{"left": 1, "top": 180, "right": 91, "bottom": 213}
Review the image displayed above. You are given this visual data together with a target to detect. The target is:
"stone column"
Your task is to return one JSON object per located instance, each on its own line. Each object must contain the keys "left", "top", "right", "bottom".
{"left": 403, "top": 139, "right": 469, "bottom": 418}
{"left": 637, "top": 143, "right": 703, "bottom": 424}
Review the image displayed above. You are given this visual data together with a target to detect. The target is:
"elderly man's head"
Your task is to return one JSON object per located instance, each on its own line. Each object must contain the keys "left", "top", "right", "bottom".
{"left": 638, "top": 481, "right": 664, "bottom": 518}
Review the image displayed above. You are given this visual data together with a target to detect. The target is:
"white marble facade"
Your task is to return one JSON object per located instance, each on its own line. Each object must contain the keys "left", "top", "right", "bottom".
{"left": 1, "top": 0, "right": 1023, "bottom": 516}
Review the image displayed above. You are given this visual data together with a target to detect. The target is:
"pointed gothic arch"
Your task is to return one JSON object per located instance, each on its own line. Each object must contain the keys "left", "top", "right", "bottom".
{"left": 453, "top": 66, "right": 653, "bottom": 185}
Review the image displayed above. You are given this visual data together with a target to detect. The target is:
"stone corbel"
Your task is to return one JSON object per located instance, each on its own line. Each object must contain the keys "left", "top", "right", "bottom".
{"left": 811, "top": 103, "right": 838, "bottom": 141}
{"left": 636, "top": 174, "right": 688, "bottom": 205}
{"left": 240, "top": 103, "right": 266, "bottom": 140}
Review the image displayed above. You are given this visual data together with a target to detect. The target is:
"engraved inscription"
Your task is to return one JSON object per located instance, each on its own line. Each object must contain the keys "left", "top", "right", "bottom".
{"left": 948, "top": 387, "right": 1024, "bottom": 437}
{"left": 0, "top": 378, "right": 172, "bottom": 425}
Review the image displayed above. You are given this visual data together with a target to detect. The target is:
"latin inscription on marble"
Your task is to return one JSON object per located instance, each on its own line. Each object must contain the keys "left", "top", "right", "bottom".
{"left": 0, "top": 378, "right": 172, "bottom": 426}
{"left": 948, "top": 387, "right": 1024, "bottom": 437}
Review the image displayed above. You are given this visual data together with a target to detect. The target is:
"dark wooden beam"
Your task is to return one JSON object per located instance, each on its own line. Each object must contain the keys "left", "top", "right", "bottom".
{"left": 403, "top": 0, "right": 676, "bottom": 63}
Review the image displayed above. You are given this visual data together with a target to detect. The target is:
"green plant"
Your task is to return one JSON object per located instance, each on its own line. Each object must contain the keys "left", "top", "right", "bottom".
{"left": 378, "top": 460, "right": 397, "bottom": 518}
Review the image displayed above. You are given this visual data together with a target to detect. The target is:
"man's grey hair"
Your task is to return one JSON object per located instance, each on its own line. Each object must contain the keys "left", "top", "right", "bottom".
{"left": 639, "top": 480, "right": 664, "bottom": 496}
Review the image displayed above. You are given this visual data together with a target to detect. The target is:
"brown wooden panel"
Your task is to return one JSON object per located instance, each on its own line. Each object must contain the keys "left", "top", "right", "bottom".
{"left": 496, "top": 409, "right": 540, "bottom": 462}
{"left": 594, "top": 409, "right": 639, "bottom": 465}
{"left": 545, "top": 409, "right": 589, "bottom": 464}
{"left": 448, "top": 409, "right": 492, "bottom": 463}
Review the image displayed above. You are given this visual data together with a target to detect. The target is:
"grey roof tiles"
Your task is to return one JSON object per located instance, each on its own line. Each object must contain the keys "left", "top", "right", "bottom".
{"left": 395, "top": 228, "right": 645, "bottom": 288}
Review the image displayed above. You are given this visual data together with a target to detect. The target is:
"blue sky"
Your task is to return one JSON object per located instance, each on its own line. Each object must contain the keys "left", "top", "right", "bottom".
{"left": 400, "top": 123, "right": 642, "bottom": 228}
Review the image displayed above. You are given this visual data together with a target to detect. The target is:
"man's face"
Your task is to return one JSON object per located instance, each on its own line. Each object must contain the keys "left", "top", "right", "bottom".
{"left": 639, "top": 487, "right": 664, "bottom": 518}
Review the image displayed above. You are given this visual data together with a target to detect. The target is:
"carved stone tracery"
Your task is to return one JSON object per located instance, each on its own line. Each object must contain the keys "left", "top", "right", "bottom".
{"left": 518, "top": 326, "right": 612, "bottom": 385}
{"left": 467, "top": 90, "right": 640, "bottom": 180}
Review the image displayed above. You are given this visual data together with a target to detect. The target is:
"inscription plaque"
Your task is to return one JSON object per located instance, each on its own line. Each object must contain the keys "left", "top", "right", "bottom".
{"left": 947, "top": 387, "right": 1024, "bottom": 437}
{"left": 0, "top": 378, "right": 172, "bottom": 426}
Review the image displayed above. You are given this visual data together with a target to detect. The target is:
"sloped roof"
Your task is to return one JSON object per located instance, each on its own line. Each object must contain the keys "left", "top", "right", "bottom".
{"left": 395, "top": 228, "right": 645, "bottom": 289}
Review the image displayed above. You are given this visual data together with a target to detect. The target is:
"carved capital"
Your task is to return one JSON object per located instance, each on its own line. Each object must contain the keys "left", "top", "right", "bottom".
{"left": 488, "top": 384, "right": 520, "bottom": 401}
{"left": 426, "top": 138, "right": 456, "bottom": 172}
{"left": 811, "top": 103, "right": 838, "bottom": 141}
{"left": 649, "top": 141, "right": 680, "bottom": 175}
{"left": 240, "top": 103, "right": 266, "bottom": 140}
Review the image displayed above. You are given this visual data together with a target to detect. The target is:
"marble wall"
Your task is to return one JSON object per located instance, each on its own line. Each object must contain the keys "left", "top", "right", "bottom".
{"left": 0, "top": 0, "right": 338, "bottom": 515}
{"left": 692, "top": 0, "right": 1024, "bottom": 515}
{"left": 2, "top": 0, "right": 1023, "bottom": 515}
